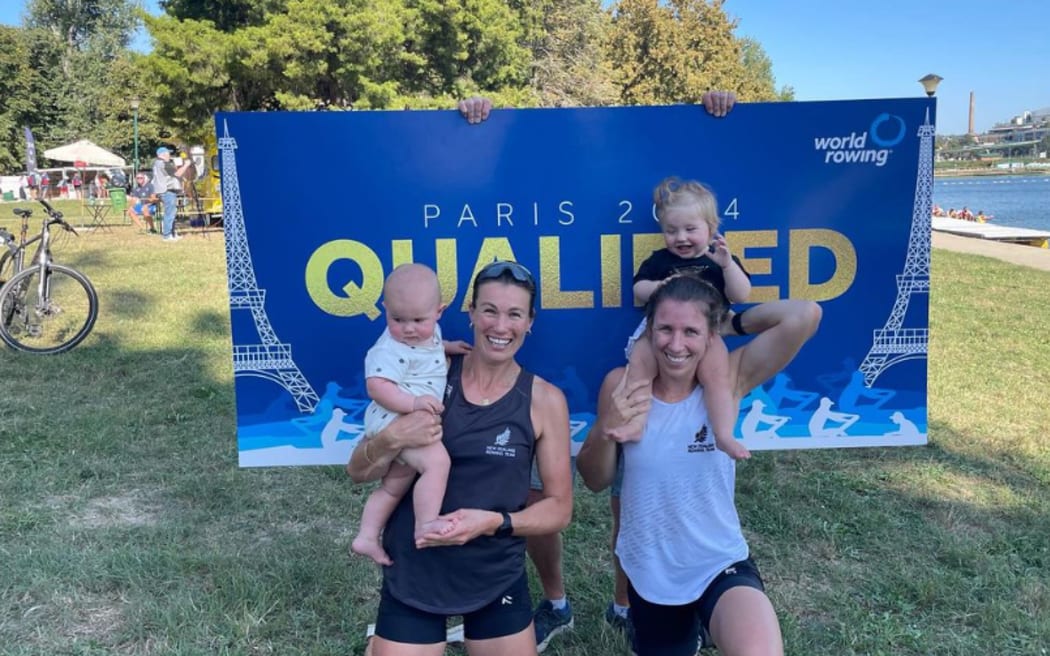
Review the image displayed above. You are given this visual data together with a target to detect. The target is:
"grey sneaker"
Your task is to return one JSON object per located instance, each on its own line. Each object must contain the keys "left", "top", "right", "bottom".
{"left": 533, "top": 598, "right": 573, "bottom": 652}
{"left": 604, "top": 602, "right": 630, "bottom": 634}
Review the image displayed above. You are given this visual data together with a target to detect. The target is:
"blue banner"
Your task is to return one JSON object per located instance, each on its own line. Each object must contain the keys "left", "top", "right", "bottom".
{"left": 24, "top": 126, "right": 38, "bottom": 174}
{"left": 218, "top": 99, "right": 933, "bottom": 467}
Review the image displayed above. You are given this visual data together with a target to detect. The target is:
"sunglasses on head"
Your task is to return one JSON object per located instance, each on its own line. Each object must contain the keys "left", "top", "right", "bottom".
{"left": 475, "top": 260, "right": 535, "bottom": 288}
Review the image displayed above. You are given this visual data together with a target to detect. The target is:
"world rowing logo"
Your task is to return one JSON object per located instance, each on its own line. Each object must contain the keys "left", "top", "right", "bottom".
{"left": 814, "top": 113, "right": 906, "bottom": 167}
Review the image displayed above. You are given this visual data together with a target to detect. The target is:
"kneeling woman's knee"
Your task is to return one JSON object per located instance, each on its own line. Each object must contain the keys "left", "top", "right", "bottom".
{"left": 801, "top": 300, "right": 822, "bottom": 332}
{"left": 787, "top": 300, "right": 822, "bottom": 336}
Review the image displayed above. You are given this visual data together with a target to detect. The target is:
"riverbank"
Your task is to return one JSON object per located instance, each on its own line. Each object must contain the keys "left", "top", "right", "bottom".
{"left": 932, "top": 230, "right": 1050, "bottom": 269}
{"left": 934, "top": 167, "right": 1050, "bottom": 178}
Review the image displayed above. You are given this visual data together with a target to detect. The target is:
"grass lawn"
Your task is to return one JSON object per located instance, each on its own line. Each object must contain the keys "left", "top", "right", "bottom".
{"left": 0, "top": 210, "right": 1047, "bottom": 655}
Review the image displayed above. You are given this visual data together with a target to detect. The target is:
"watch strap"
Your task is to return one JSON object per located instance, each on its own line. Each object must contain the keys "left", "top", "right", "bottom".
{"left": 495, "top": 510, "right": 513, "bottom": 538}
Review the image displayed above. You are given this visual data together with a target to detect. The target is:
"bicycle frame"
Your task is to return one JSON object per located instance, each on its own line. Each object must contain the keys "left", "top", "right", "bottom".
{"left": 3, "top": 211, "right": 44, "bottom": 278}
{"left": 19, "top": 232, "right": 45, "bottom": 272}
{"left": 31, "top": 201, "right": 74, "bottom": 312}
{"left": 6, "top": 202, "right": 73, "bottom": 311}
{"left": 31, "top": 221, "right": 58, "bottom": 314}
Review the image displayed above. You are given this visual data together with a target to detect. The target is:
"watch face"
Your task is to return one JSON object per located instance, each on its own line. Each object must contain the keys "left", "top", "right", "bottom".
{"left": 497, "top": 512, "right": 512, "bottom": 537}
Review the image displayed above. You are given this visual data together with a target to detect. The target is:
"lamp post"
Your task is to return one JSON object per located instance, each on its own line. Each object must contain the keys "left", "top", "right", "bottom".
{"left": 131, "top": 96, "right": 140, "bottom": 174}
{"left": 918, "top": 74, "right": 943, "bottom": 97}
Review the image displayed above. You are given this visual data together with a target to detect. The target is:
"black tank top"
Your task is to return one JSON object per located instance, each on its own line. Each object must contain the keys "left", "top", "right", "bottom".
{"left": 382, "top": 355, "right": 536, "bottom": 614}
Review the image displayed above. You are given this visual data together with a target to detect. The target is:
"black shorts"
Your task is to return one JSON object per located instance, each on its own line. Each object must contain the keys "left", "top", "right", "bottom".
{"left": 375, "top": 571, "right": 533, "bottom": 644}
{"left": 627, "top": 557, "right": 765, "bottom": 656}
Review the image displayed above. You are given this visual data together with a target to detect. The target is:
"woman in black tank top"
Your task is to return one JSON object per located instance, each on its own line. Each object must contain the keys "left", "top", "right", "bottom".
{"left": 347, "top": 261, "right": 573, "bottom": 655}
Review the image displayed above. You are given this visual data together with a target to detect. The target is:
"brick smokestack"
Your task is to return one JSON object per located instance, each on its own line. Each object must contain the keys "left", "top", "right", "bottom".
{"left": 968, "top": 91, "right": 975, "bottom": 135}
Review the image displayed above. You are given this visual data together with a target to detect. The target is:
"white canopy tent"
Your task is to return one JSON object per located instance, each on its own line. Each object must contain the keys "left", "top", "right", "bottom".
{"left": 43, "top": 140, "right": 126, "bottom": 167}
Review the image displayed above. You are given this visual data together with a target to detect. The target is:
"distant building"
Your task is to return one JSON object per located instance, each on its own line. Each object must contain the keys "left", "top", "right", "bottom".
{"left": 982, "top": 107, "right": 1050, "bottom": 146}
{"left": 941, "top": 107, "right": 1048, "bottom": 160}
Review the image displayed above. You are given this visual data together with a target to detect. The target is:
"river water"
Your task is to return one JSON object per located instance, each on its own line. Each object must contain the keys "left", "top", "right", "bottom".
{"left": 933, "top": 175, "right": 1050, "bottom": 232}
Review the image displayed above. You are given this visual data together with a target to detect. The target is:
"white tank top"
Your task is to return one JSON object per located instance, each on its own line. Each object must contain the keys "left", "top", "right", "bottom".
{"left": 615, "top": 386, "right": 749, "bottom": 605}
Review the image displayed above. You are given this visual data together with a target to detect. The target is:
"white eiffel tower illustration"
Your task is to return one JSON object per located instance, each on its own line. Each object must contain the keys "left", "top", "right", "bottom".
{"left": 219, "top": 121, "right": 320, "bottom": 412}
{"left": 859, "top": 108, "right": 933, "bottom": 386}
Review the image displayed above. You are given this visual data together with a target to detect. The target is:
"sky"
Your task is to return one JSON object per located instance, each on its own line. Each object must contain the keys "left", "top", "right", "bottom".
{"left": 726, "top": 0, "right": 1050, "bottom": 134}
{"left": 2, "top": 0, "right": 1047, "bottom": 135}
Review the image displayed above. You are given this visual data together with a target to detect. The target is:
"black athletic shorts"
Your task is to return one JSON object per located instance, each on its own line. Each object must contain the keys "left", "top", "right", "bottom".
{"left": 375, "top": 571, "right": 533, "bottom": 644}
{"left": 627, "top": 557, "right": 765, "bottom": 656}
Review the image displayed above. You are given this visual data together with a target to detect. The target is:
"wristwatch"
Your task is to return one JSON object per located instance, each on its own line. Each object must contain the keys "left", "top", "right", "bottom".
{"left": 494, "top": 511, "right": 513, "bottom": 538}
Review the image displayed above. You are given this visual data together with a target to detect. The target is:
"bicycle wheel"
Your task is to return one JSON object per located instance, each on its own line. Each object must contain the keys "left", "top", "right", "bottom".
{"left": 0, "top": 263, "right": 99, "bottom": 354}
{"left": 0, "top": 245, "right": 18, "bottom": 286}
{"left": 0, "top": 253, "right": 13, "bottom": 286}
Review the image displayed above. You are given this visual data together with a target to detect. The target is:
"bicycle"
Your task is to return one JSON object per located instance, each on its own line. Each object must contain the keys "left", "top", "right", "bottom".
{"left": 0, "top": 199, "right": 99, "bottom": 354}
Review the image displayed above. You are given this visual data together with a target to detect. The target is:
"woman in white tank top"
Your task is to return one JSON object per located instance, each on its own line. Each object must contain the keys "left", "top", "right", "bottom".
{"left": 580, "top": 273, "right": 816, "bottom": 656}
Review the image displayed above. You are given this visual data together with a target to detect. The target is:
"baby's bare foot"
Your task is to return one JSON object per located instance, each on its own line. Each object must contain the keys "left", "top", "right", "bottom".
{"left": 416, "top": 517, "right": 458, "bottom": 542}
{"left": 351, "top": 535, "right": 393, "bottom": 566}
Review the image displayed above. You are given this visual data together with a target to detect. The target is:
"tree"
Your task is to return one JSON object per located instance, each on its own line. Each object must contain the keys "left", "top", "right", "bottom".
{"left": 0, "top": 25, "right": 68, "bottom": 172}
{"left": 397, "top": 0, "right": 531, "bottom": 99}
{"left": 4, "top": 0, "right": 799, "bottom": 172}
{"left": 0, "top": 26, "right": 35, "bottom": 172}
{"left": 144, "top": 0, "right": 536, "bottom": 138}
{"left": 737, "top": 37, "right": 793, "bottom": 101}
{"left": 27, "top": 0, "right": 136, "bottom": 49}
{"left": 606, "top": 0, "right": 781, "bottom": 105}
{"left": 159, "top": 0, "right": 287, "bottom": 32}
{"left": 607, "top": 0, "right": 743, "bottom": 105}
{"left": 509, "top": 0, "right": 617, "bottom": 107}
{"left": 145, "top": 13, "right": 260, "bottom": 138}
{"left": 737, "top": 37, "right": 793, "bottom": 102}
{"left": 27, "top": 0, "right": 137, "bottom": 75}
{"left": 255, "top": 0, "right": 413, "bottom": 110}
{"left": 4, "top": 0, "right": 151, "bottom": 168}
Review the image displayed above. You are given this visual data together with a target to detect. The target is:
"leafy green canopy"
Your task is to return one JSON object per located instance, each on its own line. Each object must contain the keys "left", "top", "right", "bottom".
{"left": 0, "top": 0, "right": 164, "bottom": 172}
{"left": 1, "top": 0, "right": 787, "bottom": 167}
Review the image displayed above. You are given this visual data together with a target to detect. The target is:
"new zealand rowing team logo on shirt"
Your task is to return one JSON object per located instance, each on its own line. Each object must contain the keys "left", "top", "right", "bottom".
{"left": 486, "top": 427, "right": 517, "bottom": 458}
{"left": 688, "top": 424, "right": 716, "bottom": 453}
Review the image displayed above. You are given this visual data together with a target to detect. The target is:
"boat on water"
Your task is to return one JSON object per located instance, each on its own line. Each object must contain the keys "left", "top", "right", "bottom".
{"left": 931, "top": 205, "right": 992, "bottom": 223}
{"left": 931, "top": 215, "right": 1050, "bottom": 248}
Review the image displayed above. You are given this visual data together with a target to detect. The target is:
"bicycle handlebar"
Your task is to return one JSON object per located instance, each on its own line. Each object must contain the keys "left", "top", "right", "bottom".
{"left": 38, "top": 198, "right": 60, "bottom": 218}
{"left": 37, "top": 199, "right": 78, "bottom": 235}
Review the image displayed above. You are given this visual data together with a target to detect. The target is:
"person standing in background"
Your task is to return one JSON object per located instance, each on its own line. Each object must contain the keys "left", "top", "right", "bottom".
{"left": 151, "top": 146, "right": 191, "bottom": 242}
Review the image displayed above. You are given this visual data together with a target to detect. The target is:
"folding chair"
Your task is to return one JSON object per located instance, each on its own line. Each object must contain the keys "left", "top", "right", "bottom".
{"left": 107, "top": 187, "right": 128, "bottom": 225}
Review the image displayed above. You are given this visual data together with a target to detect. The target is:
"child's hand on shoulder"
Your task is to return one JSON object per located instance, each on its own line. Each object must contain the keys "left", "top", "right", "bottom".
{"left": 443, "top": 339, "right": 472, "bottom": 355}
